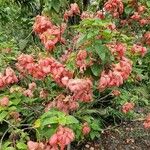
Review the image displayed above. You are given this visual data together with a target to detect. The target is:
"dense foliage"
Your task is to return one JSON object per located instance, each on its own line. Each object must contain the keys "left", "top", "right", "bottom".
{"left": 0, "top": 0, "right": 150, "bottom": 150}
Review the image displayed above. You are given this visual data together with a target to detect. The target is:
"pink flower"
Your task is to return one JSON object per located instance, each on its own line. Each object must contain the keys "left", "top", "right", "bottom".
{"left": 23, "top": 89, "right": 33, "bottom": 98}
{"left": 122, "top": 102, "right": 134, "bottom": 113}
{"left": 0, "top": 73, "right": 5, "bottom": 88}
{"left": 63, "top": 3, "right": 80, "bottom": 21}
{"left": 131, "top": 44, "right": 147, "bottom": 57}
{"left": 27, "top": 141, "right": 45, "bottom": 150}
{"left": 63, "top": 10, "right": 73, "bottom": 21}
{"left": 144, "top": 32, "right": 150, "bottom": 46}
{"left": 49, "top": 126, "right": 75, "bottom": 150}
{"left": 143, "top": 115, "right": 150, "bottom": 129}
{"left": 138, "top": 5, "right": 146, "bottom": 14}
{"left": 76, "top": 50, "right": 91, "bottom": 72}
{"left": 131, "top": 12, "right": 141, "bottom": 20}
{"left": 112, "top": 90, "right": 121, "bottom": 96}
{"left": 70, "top": 3, "right": 80, "bottom": 15}
{"left": 33, "top": 16, "right": 66, "bottom": 51}
{"left": 98, "top": 71, "right": 111, "bottom": 91}
{"left": 107, "top": 42, "right": 126, "bottom": 58}
{"left": 107, "top": 23, "right": 116, "bottom": 30}
{"left": 45, "top": 95, "right": 79, "bottom": 114}
{"left": 40, "top": 89, "right": 48, "bottom": 99}
{"left": 99, "top": 57, "right": 132, "bottom": 91}
{"left": 17, "top": 54, "right": 34, "bottom": 67}
{"left": 95, "top": 11, "right": 105, "bottom": 19}
{"left": 139, "top": 19, "right": 149, "bottom": 26}
{"left": 0, "top": 96, "right": 9, "bottom": 107}
{"left": 104, "top": 0, "right": 124, "bottom": 17}
{"left": 67, "top": 78, "right": 93, "bottom": 102}
{"left": 82, "top": 122, "right": 91, "bottom": 135}
{"left": 33, "top": 15, "right": 52, "bottom": 34}
{"left": 80, "top": 11, "right": 94, "bottom": 20}
{"left": 4, "top": 67, "right": 18, "bottom": 84}
{"left": 27, "top": 141, "right": 39, "bottom": 150}
{"left": 29, "top": 82, "right": 36, "bottom": 91}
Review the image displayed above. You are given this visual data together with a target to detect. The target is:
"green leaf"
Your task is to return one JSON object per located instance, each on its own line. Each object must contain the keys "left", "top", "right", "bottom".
{"left": 58, "top": 116, "right": 67, "bottom": 125}
{"left": 19, "top": 40, "right": 28, "bottom": 50}
{"left": 146, "top": 1, "right": 150, "bottom": 7}
{"left": 102, "top": 29, "right": 112, "bottom": 39}
{"left": 91, "top": 64, "right": 101, "bottom": 76}
{"left": 16, "top": 142, "right": 27, "bottom": 150}
{"left": 0, "top": 111, "right": 8, "bottom": 122}
{"left": 76, "top": 34, "right": 87, "bottom": 48}
{"left": 41, "top": 109, "right": 64, "bottom": 119}
{"left": 11, "top": 98, "right": 21, "bottom": 105}
{"left": 91, "top": 122, "right": 101, "bottom": 131}
{"left": 66, "top": 116, "right": 79, "bottom": 124}
{"left": 42, "top": 116, "right": 58, "bottom": 126}
{"left": 95, "top": 45, "right": 106, "bottom": 61}
{"left": 34, "top": 119, "right": 41, "bottom": 128}
{"left": 52, "top": 0, "right": 60, "bottom": 13}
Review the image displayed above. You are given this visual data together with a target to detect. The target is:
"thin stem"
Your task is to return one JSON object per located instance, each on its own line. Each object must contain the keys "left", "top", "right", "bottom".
{"left": 0, "top": 127, "right": 11, "bottom": 149}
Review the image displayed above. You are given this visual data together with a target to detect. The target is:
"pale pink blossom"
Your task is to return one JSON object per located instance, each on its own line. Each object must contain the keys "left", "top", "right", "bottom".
{"left": 131, "top": 44, "right": 147, "bottom": 57}
{"left": 23, "top": 89, "right": 34, "bottom": 98}
{"left": 33, "top": 15, "right": 52, "bottom": 34}
{"left": 143, "top": 114, "right": 150, "bottom": 129}
{"left": 82, "top": 122, "right": 91, "bottom": 135}
{"left": 29, "top": 82, "right": 36, "bottom": 91}
{"left": 122, "top": 102, "right": 134, "bottom": 113}
{"left": 49, "top": 126, "right": 74, "bottom": 150}
{"left": 0, "top": 96, "right": 9, "bottom": 107}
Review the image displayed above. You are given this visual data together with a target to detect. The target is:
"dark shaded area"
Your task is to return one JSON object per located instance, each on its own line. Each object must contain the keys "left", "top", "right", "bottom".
{"left": 72, "top": 121, "right": 150, "bottom": 150}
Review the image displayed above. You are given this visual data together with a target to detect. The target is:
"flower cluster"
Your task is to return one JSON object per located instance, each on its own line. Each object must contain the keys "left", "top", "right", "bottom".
{"left": 45, "top": 94, "right": 79, "bottom": 114}
{"left": 16, "top": 54, "right": 73, "bottom": 86}
{"left": 0, "top": 67, "right": 18, "bottom": 89}
{"left": 122, "top": 102, "right": 135, "bottom": 113}
{"left": 130, "top": 5, "right": 149, "bottom": 26}
{"left": 64, "top": 3, "right": 80, "bottom": 21}
{"left": 49, "top": 126, "right": 75, "bottom": 150}
{"left": 27, "top": 141, "right": 45, "bottom": 150}
{"left": 33, "top": 15, "right": 52, "bottom": 34}
{"left": 131, "top": 44, "right": 147, "bottom": 57}
{"left": 67, "top": 78, "right": 93, "bottom": 102}
{"left": 104, "top": 0, "right": 124, "bottom": 17}
{"left": 144, "top": 32, "right": 150, "bottom": 46}
{"left": 33, "top": 15, "right": 66, "bottom": 51}
{"left": 76, "top": 50, "right": 92, "bottom": 72}
{"left": 99, "top": 57, "right": 132, "bottom": 91}
{"left": 107, "top": 42, "right": 126, "bottom": 58}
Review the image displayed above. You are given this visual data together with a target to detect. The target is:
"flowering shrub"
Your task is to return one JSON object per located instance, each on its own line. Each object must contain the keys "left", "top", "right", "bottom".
{"left": 0, "top": 0, "right": 150, "bottom": 150}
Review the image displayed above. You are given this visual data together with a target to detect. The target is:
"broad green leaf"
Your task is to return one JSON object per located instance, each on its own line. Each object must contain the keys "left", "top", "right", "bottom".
{"left": 66, "top": 116, "right": 79, "bottom": 124}
{"left": 0, "top": 111, "right": 8, "bottom": 122}
{"left": 19, "top": 39, "right": 28, "bottom": 50}
{"left": 52, "top": 0, "right": 60, "bottom": 13}
{"left": 91, "top": 64, "right": 101, "bottom": 76}
{"left": 146, "top": 1, "right": 150, "bottom": 7}
{"left": 95, "top": 45, "right": 106, "bottom": 61}
{"left": 16, "top": 142, "right": 27, "bottom": 150}
{"left": 42, "top": 116, "right": 58, "bottom": 126}
{"left": 34, "top": 119, "right": 41, "bottom": 128}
